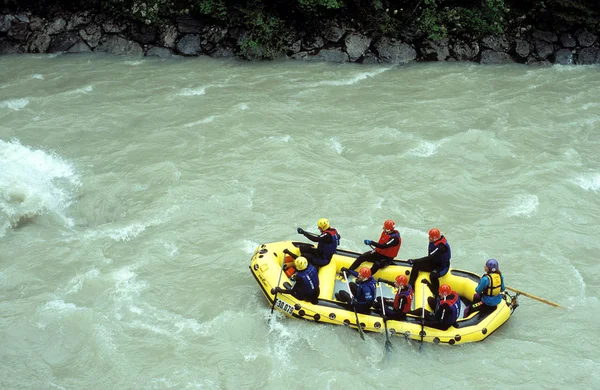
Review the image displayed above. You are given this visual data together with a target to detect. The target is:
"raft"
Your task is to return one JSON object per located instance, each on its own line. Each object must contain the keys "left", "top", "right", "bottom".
{"left": 250, "top": 241, "right": 519, "bottom": 345}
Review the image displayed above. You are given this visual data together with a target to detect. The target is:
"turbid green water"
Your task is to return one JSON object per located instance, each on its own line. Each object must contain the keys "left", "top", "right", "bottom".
{"left": 1, "top": 54, "right": 599, "bottom": 389}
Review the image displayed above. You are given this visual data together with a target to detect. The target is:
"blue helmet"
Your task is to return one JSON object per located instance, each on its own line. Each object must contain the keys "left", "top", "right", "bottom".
{"left": 486, "top": 258, "right": 499, "bottom": 272}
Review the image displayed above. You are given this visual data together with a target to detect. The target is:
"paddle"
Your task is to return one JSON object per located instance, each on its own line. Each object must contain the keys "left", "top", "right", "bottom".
{"left": 269, "top": 252, "right": 286, "bottom": 320}
{"left": 419, "top": 280, "right": 426, "bottom": 350}
{"left": 343, "top": 270, "right": 365, "bottom": 340}
{"left": 506, "top": 286, "right": 564, "bottom": 308}
{"left": 378, "top": 282, "right": 393, "bottom": 353}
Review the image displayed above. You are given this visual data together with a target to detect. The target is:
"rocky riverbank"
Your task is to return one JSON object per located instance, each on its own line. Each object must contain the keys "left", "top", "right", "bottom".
{"left": 1, "top": 10, "right": 599, "bottom": 65}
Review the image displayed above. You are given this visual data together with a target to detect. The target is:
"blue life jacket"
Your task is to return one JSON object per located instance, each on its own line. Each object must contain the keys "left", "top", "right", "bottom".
{"left": 428, "top": 235, "right": 451, "bottom": 274}
{"left": 356, "top": 276, "right": 376, "bottom": 305}
{"left": 435, "top": 292, "right": 461, "bottom": 325}
{"left": 317, "top": 228, "right": 340, "bottom": 260}
{"left": 294, "top": 265, "right": 319, "bottom": 296}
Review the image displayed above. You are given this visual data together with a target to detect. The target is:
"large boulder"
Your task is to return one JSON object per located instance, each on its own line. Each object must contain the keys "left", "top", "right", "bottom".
{"left": 577, "top": 47, "right": 600, "bottom": 65}
{"left": 559, "top": 33, "right": 576, "bottom": 48}
{"left": 47, "top": 17, "right": 66, "bottom": 35}
{"left": 480, "top": 50, "right": 514, "bottom": 64}
{"left": 312, "top": 48, "right": 348, "bottom": 63}
{"left": 285, "top": 39, "right": 302, "bottom": 55}
{"left": 79, "top": 23, "right": 102, "bottom": 48}
{"left": 102, "top": 19, "right": 127, "bottom": 33}
{"left": 575, "top": 29, "right": 596, "bottom": 47}
{"left": 302, "top": 36, "right": 324, "bottom": 51}
{"left": 514, "top": 39, "right": 531, "bottom": 58}
{"left": 158, "top": 25, "right": 177, "bottom": 48}
{"left": 344, "top": 33, "right": 371, "bottom": 62}
{"left": 96, "top": 35, "right": 143, "bottom": 55}
{"left": 211, "top": 47, "right": 235, "bottom": 58}
{"left": 0, "top": 38, "right": 23, "bottom": 54}
{"left": 66, "top": 12, "right": 92, "bottom": 30}
{"left": 420, "top": 37, "right": 449, "bottom": 61}
{"left": 176, "top": 34, "right": 201, "bottom": 56}
{"left": 145, "top": 46, "right": 174, "bottom": 58}
{"left": 200, "top": 25, "right": 228, "bottom": 52}
{"left": 553, "top": 49, "right": 574, "bottom": 65}
{"left": 48, "top": 31, "right": 80, "bottom": 52}
{"left": 67, "top": 39, "right": 92, "bottom": 53}
{"left": 324, "top": 25, "right": 345, "bottom": 43}
{"left": 8, "top": 21, "right": 29, "bottom": 41}
{"left": 451, "top": 40, "right": 479, "bottom": 61}
{"left": 28, "top": 32, "right": 51, "bottom": 53}
{"left": 534, "top": 40, "right": 554, "bottom": 59}
{"left": 481, "top": 34, "right": 510, "bottom": 52}
{"left": 375, "top": 37, "right": 416, "bottom": 64}
{"left": 532, "top": 31, "right": 557, "bottom": 43}
{"left": 29, "top": 16, "right": 45, "bottom": 31}
{"left": 0, "top": 14, "right": 15, "bottom": 33}
{"left": 362, "top": 51, "right": 379, "bottom": 64}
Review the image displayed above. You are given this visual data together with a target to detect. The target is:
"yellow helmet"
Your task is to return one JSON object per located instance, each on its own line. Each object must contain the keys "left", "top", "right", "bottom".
{"left": 295, "top": 256, "right": 308, "bottom": 271}
{"left": 317, "top": 218, "right": 330, "bottom": 230}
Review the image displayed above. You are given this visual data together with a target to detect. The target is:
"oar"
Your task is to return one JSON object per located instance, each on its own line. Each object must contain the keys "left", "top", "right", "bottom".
{"left": 378, "top": 282, "right": 393, "bottom": 353}
{"left": 419, "top": 280, "right": 426, "bottom": 350}
{"left": 269, "top": 252, "right": 286, "bottom": 321}
{"left": 506, "top": 286, "right": 564, "bottom": 308}
{"left": 343, "top": 270, "right": 365, "bottom": 340}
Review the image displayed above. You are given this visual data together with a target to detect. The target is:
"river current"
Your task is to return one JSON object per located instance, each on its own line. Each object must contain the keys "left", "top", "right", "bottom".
{"left": 1, "top": 54, "right": 599, "bottom": 389}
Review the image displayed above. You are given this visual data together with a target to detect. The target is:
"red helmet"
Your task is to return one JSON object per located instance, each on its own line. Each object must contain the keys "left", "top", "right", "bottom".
{"left": 383, "top": 220, "right": 396, "bottom": 231}
{"left": 429, "top": 228, "right": 441, "bottom": 241}
{"left": 439, "top": 284, "right": 452, "bottom": 297}
{"left": 395, "top": 275, "right": 408, "bottom": 286}
{"left": 359, "top": 267, "right": 372, "bottom": 279}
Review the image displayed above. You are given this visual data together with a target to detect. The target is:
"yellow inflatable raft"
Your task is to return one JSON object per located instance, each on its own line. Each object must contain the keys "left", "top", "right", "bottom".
{"left": 250, "top": 241, "right": 519, "bottom": 345}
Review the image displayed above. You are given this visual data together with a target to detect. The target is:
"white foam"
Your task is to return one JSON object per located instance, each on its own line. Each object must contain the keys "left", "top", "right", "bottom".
{"left": 62, "top": 268, "right": 100, "bottom": 295}
{"left": 177, "top": 87, "right": 206, "bottom": 96}
{"left": 308, "top": 67, "right": 392, "bottom": 87}
{"left": 112, "top": 267, "right": 148, "bottom": 300}
{"left": 0, "top": 98, "right": 29, "bottom": 111}
{"left": 582, "top": 103, "right": 600, "bottom": 110}
{"left": 65, "top": 85, "right": 93, "bottom": 95}
{"left": 330, "top": 137, "right": 343, "bottom": 154}
{"left": 0, "top": 139, "right": 81, "bottom": 231}
{"left": 183, "top": 116, "right": 215, "bottom": 127}
{"left": 32, "top": 74, "right": 44, "bottom": 80}
{"left": 239, "top": 103, "right": 249, "bottom": 110}
{"left": 242, "top": 239, "right": 261, "bottom": 255}
{"left": 263, "top": 135, "right": 291, "bottom": 142}
{"left": 124, "top": 60, "right": 144, "bottom": 66}
{"left": 505, "top": 194, "right": 539, "bottom": 217}
{"left": 42, "top": 300, "right": 79, "bottom": 312}
{"left": 574, "top": 173, "right": 600, "bottom": 192}
{"left": 407, "top": 140, "right": 441, "bottom": 157}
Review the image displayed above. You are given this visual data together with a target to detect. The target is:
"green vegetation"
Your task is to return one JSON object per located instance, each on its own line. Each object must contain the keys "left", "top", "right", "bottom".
{"left": 5, "top": 0, "right": 600, "bottom": 56}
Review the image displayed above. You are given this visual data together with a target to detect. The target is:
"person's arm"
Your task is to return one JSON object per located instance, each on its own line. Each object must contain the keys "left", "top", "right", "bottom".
{"left": 341, "top": 268, "right": 358, "bottom": 278}
{"left": 302, "top": 231, "right": 333, "bottom": 244}
{"left": 475, "top": 275, "right": 489, "bottom": 295}
{"left": 369, "top": 236, "right": 399, "bottom": 249}
{"left": 411, "top": 244, "right": 445, "bottom": 263}
{"left": 501, "top": 274, "right": 505, "bottom": 292}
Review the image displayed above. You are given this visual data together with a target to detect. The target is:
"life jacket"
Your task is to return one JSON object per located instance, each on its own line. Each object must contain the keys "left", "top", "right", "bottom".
{"left": 393, "top": 284, "right": 413, "bottom": 313}
{"left": 428, "top": 236, "right": 451, "bottom": 270}
{"left": 436, "top": 291, "right": 461, "bottom": 324}
{"left": 294, "top": 264, "right": 319, "bottom": 296}
{"left": 317, "top": 228, "right": 340, "bottom": 260}
{"left": 483, "top": 273, "right": 502, "bottom": 297}
{"left": 357, "top": 276, "right": 376, "bottom": 304}
{"left": 375, "top": 230, "right": 401, "bottom": 259}
{"left": 284, "top": 255, "right": 296, "bottom": 277}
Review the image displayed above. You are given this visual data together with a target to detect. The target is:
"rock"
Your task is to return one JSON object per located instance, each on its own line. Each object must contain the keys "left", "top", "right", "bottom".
{"left": 176, "top": 15, "right": 203, "bottom": 34}
{"left": 29, "top": 16, "right": 45, "bottom": 31}
{"left": 48, "top": 31, "right": 80, "bottom": 52}
{"left": 575, "top": 29, "right": 596, "bottom": 47}
{"left": 176, "top": 34, "right": 201, "bottom": 56}
{"left": 96, "top": 35, "right": 143, "bottom": 55}
{"left": 285, "top": 39, "right": 302, "bottom": 55}
{"left": 324, "top": 25, "right": 345, "bottom": 43}
{"left": 514, "top": 39, "right": 531, "bottom": 58}
{"left": 303, "top": 36, "right": 324, "bottom": 51}
{"left": 79, "top": 23, "right": 102, "bottom": 48}
{"left": 210, "top": 47, "right": 235, "bottom": 58}
{"left": 375, "top": 38, "right": 416, "bottom": 64}
{"left": 131, "top": 23, "right": 157, "bottom": 44}
{"left": 480, "top": 50, "right": 514, "bottom": 64}
{"left": 0, "top": 38, "right": 23, "bottom": 54}
{"left": 290, "top": 51, "right": 309, "bottom": 60}
{"left": 66, "top": 12, "right": 91, "bottom": 30}
{"left": 420, "top": 37, "right": 449, "bottom": 61}
{"left": 145, "top": 46, "right": 173, "bottom": 58}
{"left": 15, "top": 14, "right": 29, "bottom": 23}
{"left": 534, "top": 40, "right": 554, "bottom": 59}
{"left": 362, "top": 51, "right": 380, "bottom": 64}
{"left": 526, "top": 57, "right": 551, "bottom": 66}
{"left": 8, "top": 21, "right": 29, "bottom": 41}
{"left": 28, "top": 32, "right": 51, "bottom": 53}
{"left": 103, "top": 19, "right": 126, "bottom": 33}
{"left": 47, "top": 17, "right": 66, "bottom": 35}
{"left": 158, "top": 25, "right": 177, "bottom": 48}
{"left": 553, "top": 49, "right": 574, "bottom": 65}
{"left": 344, "top": 32, "right": 371, "bottom": 62}
{"left": 67, "top": 39, "right": 92, "bottom": 53}
{"left": 577, "top": 47, "right": 600, "bottom": 65}
{"left": 532, "top": 30, "right": 557, "bottom": 43}
{"left": 0, "top": 14, "right": 14, "bottom": 33}
{"left": 200, "top": 25, "right": 227, "bottom": 52}
{"left": 559, "top": 33, "right": 576, "bottom": 48}
{"left": 312, "top": 48, "right": 349, "bottom": 63}
{"left": 451, "top": 40, "right": 479, "bottom": 61}
{"left": 481, "top": 34, "right": 510, "bottom": 52}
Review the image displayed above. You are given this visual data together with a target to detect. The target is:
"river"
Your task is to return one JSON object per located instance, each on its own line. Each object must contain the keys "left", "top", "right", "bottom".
{"left": 0, "top": 54, "right": 599, "bottom": 389}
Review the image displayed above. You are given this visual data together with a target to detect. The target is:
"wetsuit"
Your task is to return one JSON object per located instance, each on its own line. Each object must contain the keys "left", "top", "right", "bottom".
{"left": 408, "top": 235, "right": 451, "bottom": 295}
{"left": 336, "top": 269, "right": 376, "bottom": 314}
{"left": 349, "top": 230, "right": 401, "bottom": 275}
{"left": 298, "top": 228, "right": 340, "bottom": 267}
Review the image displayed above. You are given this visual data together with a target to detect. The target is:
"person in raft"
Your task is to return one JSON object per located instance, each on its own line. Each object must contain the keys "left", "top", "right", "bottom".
{"left": 349, "top": 219, "right": 401, "bottom": 276}
{"left": 336, "top": 267, "right": 376, "bottom": 314}
{"left": 422, "top": 283, "right": 462, "bottom": 330}
{"left": 271, "top": 256, "right": 320, "bottom": 303}
{"left": 407, "top": 228, "right": 451, "bottom": 295}
{"left": 373, "top": 275, "right": 416, "bottom": 320}
{"left": 290, "top": 218, "right": 340, "bottom": 268}
{"left": 463, "top": 258, "right": 505, "bottom": 317}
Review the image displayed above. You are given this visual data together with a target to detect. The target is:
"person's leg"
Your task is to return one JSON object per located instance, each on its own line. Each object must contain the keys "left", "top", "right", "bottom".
{"left": 336, "top": 290, "right": 351, "bottom": 303}
{"left": 369, "top": 255, "right": 390, "bottom": 276}
{"left": 408, "top": 258, "right": 434, "bottom": 287}
{"left": 429, "top": 269, "right": 440, "bottom": 296}
{"left": 349, "top": 251, "right": 374, "bottom": 271}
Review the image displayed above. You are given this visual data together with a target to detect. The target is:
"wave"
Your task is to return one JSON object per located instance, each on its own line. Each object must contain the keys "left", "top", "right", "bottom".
{"left": 64, "top": 85, "right": 93, "bottom": 95}
{"left": 407, "top": 140, "right": 442, "bottom": 157}
{"left": 177, "top": 87, "right": 206, "bottom": 96}
{"left": 0, "top": 139, "right": 81, "bottom": 231}
{"left": 183, "top": 116, "right": 215, "bottom": 127}
{"left": 329, "top": 137, "right": 343, "bottom": 154}
{"left": 307, "top": 67, "right": 392, "bottom": 87}
{"left": 505, "top": 194, "right": 539, "bottom": 217}
{"left": 0, "top": 98, "right": 29, "bottom": 111}
{"left": 574, "top": 173, "right": 600, "bottom": 192}
{"left": 32, "top": 74, "right": 44, "bottom": 80}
